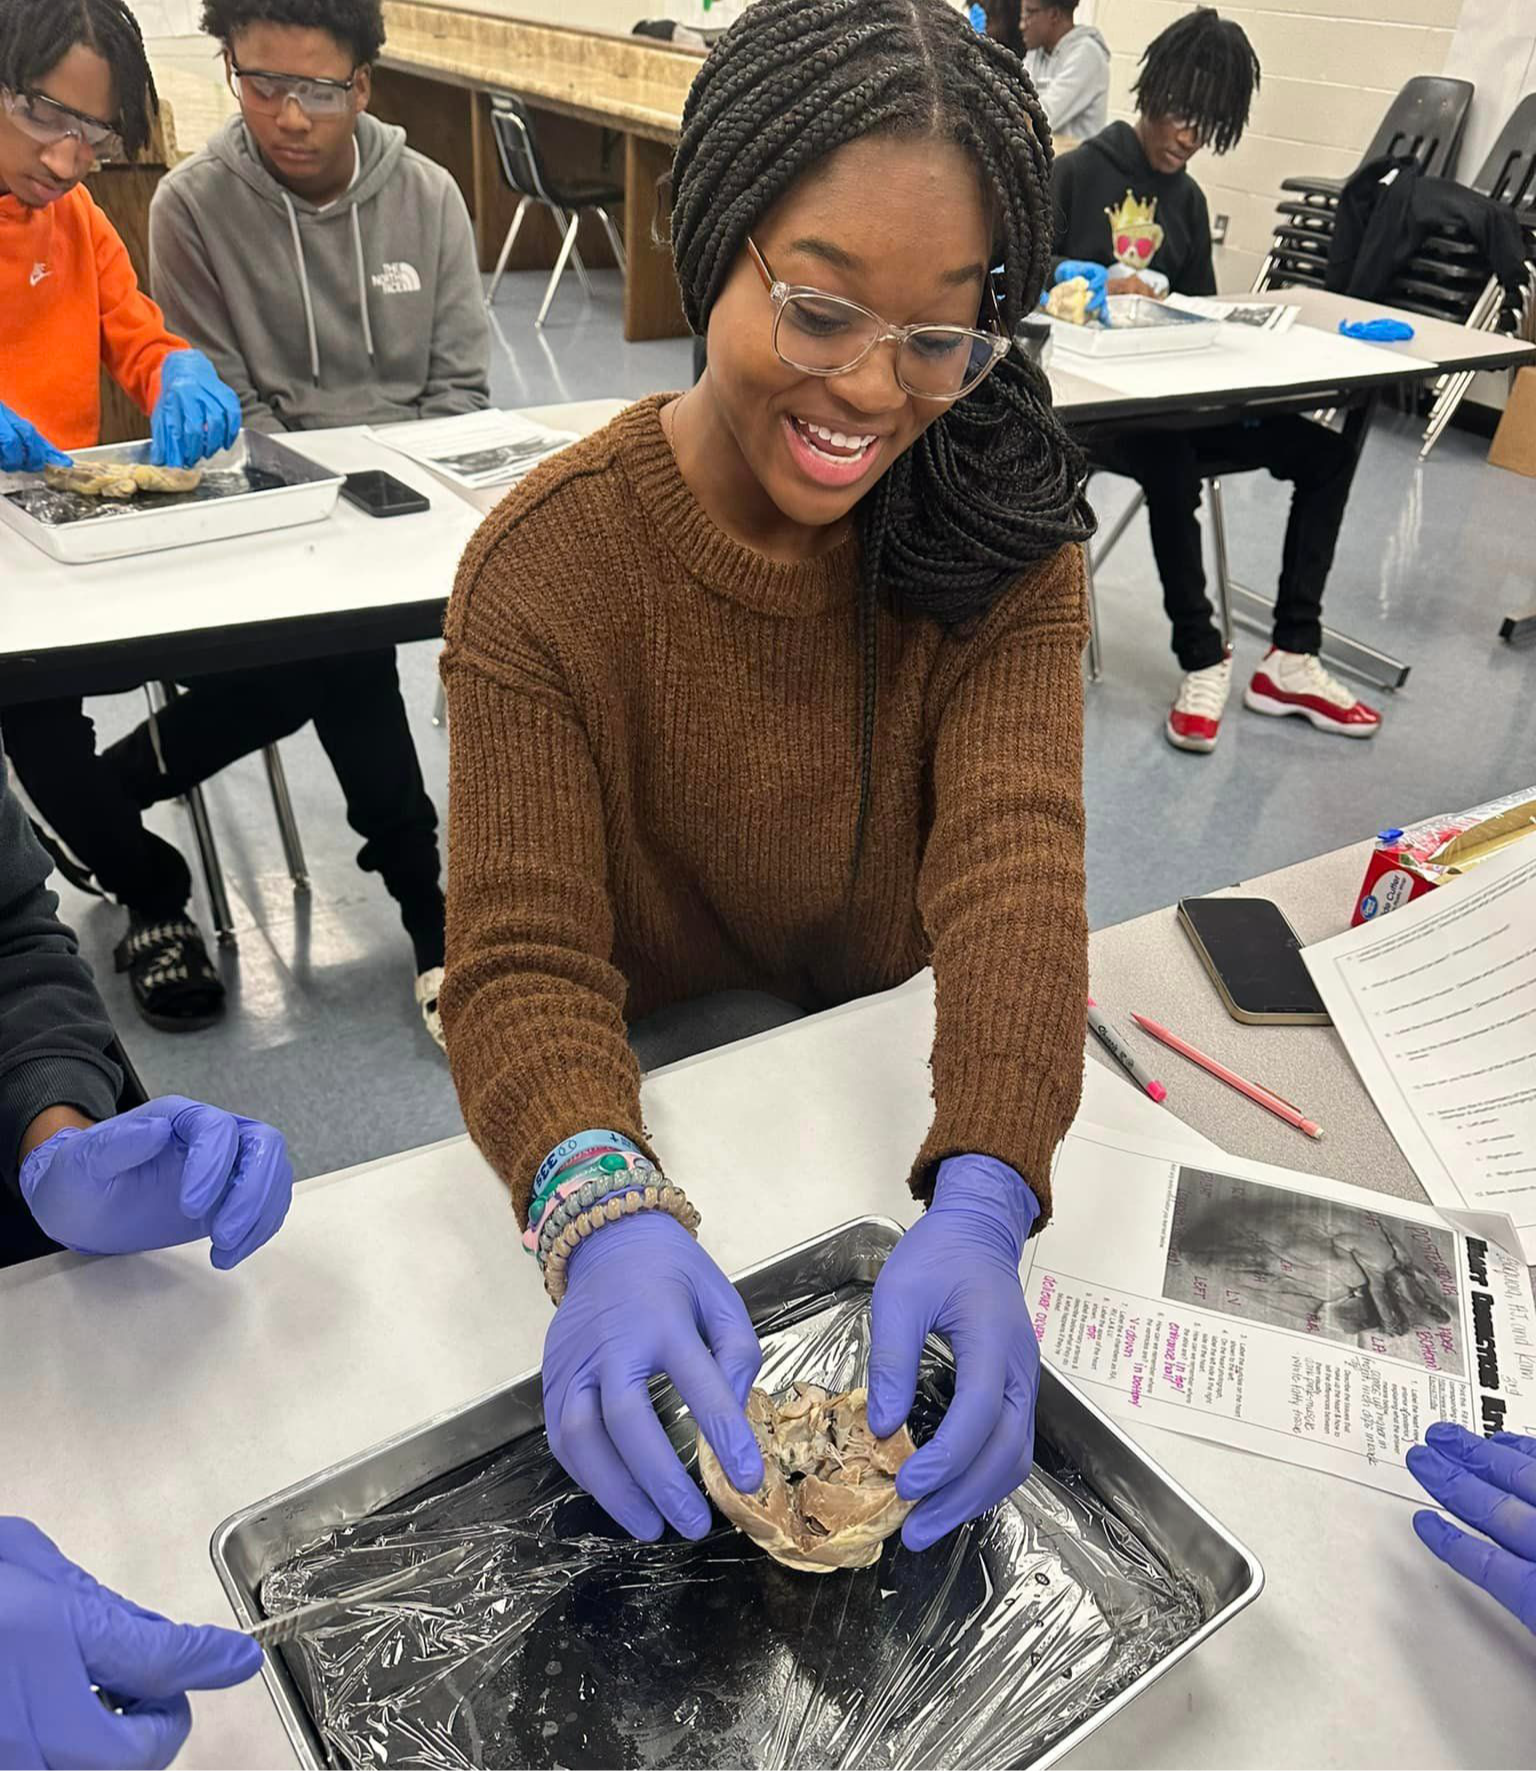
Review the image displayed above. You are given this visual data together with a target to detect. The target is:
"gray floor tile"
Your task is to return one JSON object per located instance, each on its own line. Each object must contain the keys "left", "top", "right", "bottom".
{"left": 40, "top": 274, "right": 1536, "bottom": 1182}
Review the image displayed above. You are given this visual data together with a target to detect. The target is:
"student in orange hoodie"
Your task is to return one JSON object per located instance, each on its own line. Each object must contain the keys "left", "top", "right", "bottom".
{"left": 0, "top": 0, "right": 245, "bottom": 1030}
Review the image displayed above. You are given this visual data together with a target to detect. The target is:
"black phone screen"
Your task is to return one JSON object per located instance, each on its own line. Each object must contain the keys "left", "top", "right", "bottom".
{"left": 341, "top": 471, "right": 430, "bottom": 518}
{"left": 1177, "top": 896, "right": 1329, "bottom": 1019}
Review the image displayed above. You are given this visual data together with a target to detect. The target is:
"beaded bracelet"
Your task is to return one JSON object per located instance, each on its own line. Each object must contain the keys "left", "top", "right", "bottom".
{"left": 524, "top": 1151, "right": 648, "bottom": 1253}
{"left": 530, "top": 1130, "right": 642, "bottom": 1225}
{"left": 544, "top": 1181, "right": 701, "bottom": 1306}
{"left": 535, "top": 1159, "right": 656, "bottom": 1264}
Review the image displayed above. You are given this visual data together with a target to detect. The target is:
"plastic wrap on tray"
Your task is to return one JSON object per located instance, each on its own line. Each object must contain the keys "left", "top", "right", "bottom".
{"left": 260, "top": 1291, "right": 1203, "bottom": 1769}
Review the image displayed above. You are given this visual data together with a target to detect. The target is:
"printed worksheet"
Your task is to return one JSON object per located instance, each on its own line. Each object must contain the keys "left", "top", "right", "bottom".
{"left": 1302, "top": 842, "right": 1536, "bottom": 1260}
{"left": 1027, "top": 1120, "right": 1536, "bottom": 1500}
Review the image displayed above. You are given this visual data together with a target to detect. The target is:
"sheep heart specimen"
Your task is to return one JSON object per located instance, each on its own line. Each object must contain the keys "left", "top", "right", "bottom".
{"left": 698, "top": 1383, "right": 915, "bottom": 1573}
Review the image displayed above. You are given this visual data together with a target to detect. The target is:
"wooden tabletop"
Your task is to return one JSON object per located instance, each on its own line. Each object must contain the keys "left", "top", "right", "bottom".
{"left": 378, "top": 0, "right": 699, "bottom": 142}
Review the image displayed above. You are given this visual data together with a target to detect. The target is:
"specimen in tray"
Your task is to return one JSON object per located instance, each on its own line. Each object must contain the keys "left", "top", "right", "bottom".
{"left": 43, "top": 463, "right": 204, "bottom": 500}
{"left": 698, "top": 1382, "right": 915, "bottom": 1572}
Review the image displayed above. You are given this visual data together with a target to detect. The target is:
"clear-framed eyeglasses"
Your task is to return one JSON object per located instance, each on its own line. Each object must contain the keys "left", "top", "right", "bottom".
{"left": 0, "top": 87, "right": 125, "bottom": 164}
{"left": 747, "top": 237, "right": 1010, "bottom": 402}
{"left": 228, "top": 63, "right": 359, "bottom": 120}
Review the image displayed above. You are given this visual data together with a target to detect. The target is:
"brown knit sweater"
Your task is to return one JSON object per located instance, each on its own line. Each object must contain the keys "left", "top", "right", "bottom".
{"left": 441, "top": 394, "right": 1089, "bottom": 1229}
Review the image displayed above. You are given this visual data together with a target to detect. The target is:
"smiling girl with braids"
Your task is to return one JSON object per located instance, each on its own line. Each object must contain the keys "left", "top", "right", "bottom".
{"left": 441, "top": 0, "right": 1094, "bottom": 1555}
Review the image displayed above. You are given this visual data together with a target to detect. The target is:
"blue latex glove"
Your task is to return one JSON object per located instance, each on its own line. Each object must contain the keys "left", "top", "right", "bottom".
{"left": 0, "top": 400, "right": 71, "bottom": 474}
{"left": 867, "top": 1154, "right": 1041, "bottom": 1552}
{"left": 542, "top": 1212, "right": 765, "bottom": 1541}
{"left": 1408, "top": 1421, "right": 1536, "bottom": 1634}
{"left": 1339, "top": 317, "right": 1415, "bottom": 343}
{"left": 1052, "top": 260, "right": 1109, "bottom": 317}
{"left": 0, "top": 1515, "right": 261, "bottom": 1771}
{"left": 20, "top": 1095, "right": 293, "bottom": 1267}
{"left": 968, "top": 3, "right": 987, "bottom": 29}
{"left": 150, "top": 350, "right": 241, "bottom": 469}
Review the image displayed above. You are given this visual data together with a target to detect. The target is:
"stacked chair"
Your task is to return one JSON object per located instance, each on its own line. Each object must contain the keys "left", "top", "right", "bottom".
{"left": 1254, "top": 77, "right": 1473, "bottom": 292}
{"left": 1256, "top": 85, "right": 1536, "bottom": 458}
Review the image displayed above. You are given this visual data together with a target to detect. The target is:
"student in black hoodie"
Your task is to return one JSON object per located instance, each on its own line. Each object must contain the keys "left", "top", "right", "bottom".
{"left": 1052, "top": 9, "right": 1381, "bottom": 754}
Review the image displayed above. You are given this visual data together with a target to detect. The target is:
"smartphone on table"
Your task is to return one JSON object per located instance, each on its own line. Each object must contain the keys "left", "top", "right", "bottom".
{"left": 341, "top": 470, "right": 431, "bottom": 518}
{"left": 1176, "top": 895, "right": 1331, "bottom": 1026}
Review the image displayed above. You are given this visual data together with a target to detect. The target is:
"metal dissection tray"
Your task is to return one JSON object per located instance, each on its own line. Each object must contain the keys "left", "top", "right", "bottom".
{"left": 0, "top": 431, "right": 343, "bottom": 565}
{"left": 213, "top": 1219, "right": 1262, "bottom": 1770}
{"left": 1050, "top": 294, "right": 1220, "bottom": 359}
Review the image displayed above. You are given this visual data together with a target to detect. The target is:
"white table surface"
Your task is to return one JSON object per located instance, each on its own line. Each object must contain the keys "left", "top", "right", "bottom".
{"left": 1047, "top": 286, "right": 1534, "bottom": 420}
{"left": 0, "top": 402, "right": 626, "bottom": 662}
{"left": 5, "top": 840, "right": 1536, "bottom": 1769}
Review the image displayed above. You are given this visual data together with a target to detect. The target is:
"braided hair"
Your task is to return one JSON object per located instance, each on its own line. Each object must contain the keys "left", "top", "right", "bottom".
{"left": 982, "top": 1, "right": 1024, "bottom": 58}
{"left": 0, "top": 0, "right": 157, "bottom": 157}
{"left": 671, "top": 0, "right": 1094, "bottom": 874}
{"left": 1132, "top": 8, "right": 1260, "bottom": 156}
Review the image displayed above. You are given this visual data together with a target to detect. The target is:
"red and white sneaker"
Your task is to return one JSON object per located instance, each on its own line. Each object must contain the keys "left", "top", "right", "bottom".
{"left": 1243, "top": 648, "right": 1381, "bottom": 738}
{"left": 1165, "top": 653, "right": 1233, "bottom": 753}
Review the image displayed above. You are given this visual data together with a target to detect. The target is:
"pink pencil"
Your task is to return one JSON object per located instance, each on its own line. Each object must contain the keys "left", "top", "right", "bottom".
{"left": 1131, "top": 1013, "right": 1324, "bottom": 1139}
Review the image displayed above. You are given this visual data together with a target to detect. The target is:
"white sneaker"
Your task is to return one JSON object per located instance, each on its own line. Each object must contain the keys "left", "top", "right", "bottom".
{"left": 415, "top": 966, "right": 446, "bottom": 1051}
{"left": 1165, "top": 653, "right": 1233, "bottom": 753}
{"left": 1244, "top": 648, "right": 1381, "bottom": 738}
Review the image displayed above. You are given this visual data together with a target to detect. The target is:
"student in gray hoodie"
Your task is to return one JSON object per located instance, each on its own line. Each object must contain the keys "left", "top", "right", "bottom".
{"left": 148, "top": 13, "right": 490, "bottom": 431}
{"left": 1021, "top": 0, "right": 1109, "bottom": 143}
{"left": 106, "top": 0, "right": 496, "bottom": 1048}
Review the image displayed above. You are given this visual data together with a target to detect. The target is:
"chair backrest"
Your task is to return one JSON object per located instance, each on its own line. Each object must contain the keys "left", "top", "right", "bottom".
{"left": 1469, "top": 91, "right": 1536, "bottom": 210}
{"left": 1358, "top": 76, "right": 1473, "bottom": 179}
{"left": 489, "top": 95, "right": 552, "bottom": 205}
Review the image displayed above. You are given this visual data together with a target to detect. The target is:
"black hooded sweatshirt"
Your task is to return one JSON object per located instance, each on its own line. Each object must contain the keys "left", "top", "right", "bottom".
{"left": 1051, "top": 121, "right": 1217, "bottom": 297}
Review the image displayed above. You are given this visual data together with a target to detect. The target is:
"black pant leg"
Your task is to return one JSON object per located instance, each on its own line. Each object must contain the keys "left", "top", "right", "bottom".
{"left": 1, "top": 697, "right": 191, "bottom": 917}
{"left": 1189, "top": 416, "right": 1357, "bottom": 658}
{"left": 106, "top": 664, "right": 318, "bottom": 807}
{"left": 309, "top": 650, "right": 444, "bottom": 970}
{"left": 1092, "top": 430, "right": 1225, "bottom": 671}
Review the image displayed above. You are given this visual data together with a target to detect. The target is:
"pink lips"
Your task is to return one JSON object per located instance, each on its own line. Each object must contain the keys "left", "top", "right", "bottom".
{"left": 782, "top": 415, "right": 885, "bottom": 491}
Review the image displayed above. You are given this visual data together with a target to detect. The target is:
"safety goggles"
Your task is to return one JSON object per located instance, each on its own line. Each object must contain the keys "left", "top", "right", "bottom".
{"left": 748, "top": 238, "right": 1009, "bottom": 403}
{"left": 0, "top": 87, "right": 125, "bottom": 163}
{"left": 228, "top": 63, "right": 358, "bottom": 120}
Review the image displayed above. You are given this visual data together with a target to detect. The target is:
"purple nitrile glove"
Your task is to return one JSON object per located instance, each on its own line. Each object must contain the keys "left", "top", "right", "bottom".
{"left": 150, "top": 350, "right": 241, "bottom": 469}
{"left": 20, "top": 1095, "right": 293, "bottom": 1267}
{"left": 867, "top": 1153, "right": 1042, "bottom": 1552}
{"left": 0, "top": 1515, "right": 261, "bottom": 1771}
{"left": 0, "top": 400, "right": 71, "bottom": 473}
{"left": 541, "top": 1211, "right": 764, "bottom": 1541}
{"left": 1408, "top": 1421, "right": 1536, "bottom": 1634}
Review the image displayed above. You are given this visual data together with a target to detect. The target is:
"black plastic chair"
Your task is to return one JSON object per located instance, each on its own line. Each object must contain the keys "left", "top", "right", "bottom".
{"left": 1278, "top": 76, "right": 1473, "bottom": 207}
{"left": 1255, "top": 79, "right": 1475, "bottom": 296}
{"left": 484, "top": 94, "right": 626, "bottom": 328}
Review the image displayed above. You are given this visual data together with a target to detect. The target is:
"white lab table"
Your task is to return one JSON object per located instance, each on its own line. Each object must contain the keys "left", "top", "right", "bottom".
{"left": 1047, "top": 285, "right": 1533, "bottom": 426}
{"left": 0, "top": 401, "right": 626, "bottom": 705}
{"left": 4, "top": 837, "right": 1535, "bottom": 1768}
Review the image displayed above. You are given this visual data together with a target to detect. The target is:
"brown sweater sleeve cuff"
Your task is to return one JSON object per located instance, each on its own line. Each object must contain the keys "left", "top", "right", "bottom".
{"left": 909, "top": 1056, "right": 1080, "bottom": 1229}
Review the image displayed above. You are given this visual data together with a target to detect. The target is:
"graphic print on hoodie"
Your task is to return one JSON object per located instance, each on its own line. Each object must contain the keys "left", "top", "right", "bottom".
{"left": 1051, "top": 121, "right": 1217, "bottom": 297}
{"left": 148, "top": 112, "right": 491, "bottom": 433}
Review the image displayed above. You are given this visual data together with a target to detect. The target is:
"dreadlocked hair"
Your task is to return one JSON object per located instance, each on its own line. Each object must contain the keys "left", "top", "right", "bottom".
{"left": 0, "top": 0, "right": 157, "bottom": 158}
{"left": 671, "top": 0, "right": 1095, "bottom": 876}
{"left": 200, "top": 0, "right": 386, "bottom": 66}
{"left": 1132, "top": 7, "right": 1260, "bottom": 156}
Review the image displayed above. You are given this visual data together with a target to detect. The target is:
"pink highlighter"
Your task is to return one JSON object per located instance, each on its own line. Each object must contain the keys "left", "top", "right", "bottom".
{"left": 1086, "top": 998, "right": 1168, "bottom": 1104}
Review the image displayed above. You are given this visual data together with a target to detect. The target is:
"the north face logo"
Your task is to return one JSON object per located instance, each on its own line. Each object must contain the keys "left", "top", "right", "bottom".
{"left": 371, "top": 261, "right": 422, "bottom": 294}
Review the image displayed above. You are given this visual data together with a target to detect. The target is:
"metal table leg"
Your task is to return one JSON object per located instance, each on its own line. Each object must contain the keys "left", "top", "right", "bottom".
{"left": 157, "top": 683, "right": 237, "bottom": 946}
{"left": 263, "top": 745, "right": 310, "bottom": 893}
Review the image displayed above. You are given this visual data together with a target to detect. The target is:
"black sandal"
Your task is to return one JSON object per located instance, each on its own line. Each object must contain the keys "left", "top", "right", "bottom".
{"left": 113, "top": 915, "right": 226, "bottom": 1031}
